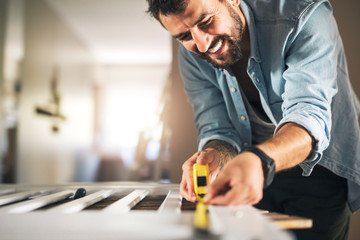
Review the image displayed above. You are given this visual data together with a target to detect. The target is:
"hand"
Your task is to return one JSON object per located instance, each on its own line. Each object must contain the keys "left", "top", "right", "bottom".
{"left": 204, "top": 152, "right": 264, "bottom": 205}
{"left": 179, "top": 148, "right": 220, "bottom": 202}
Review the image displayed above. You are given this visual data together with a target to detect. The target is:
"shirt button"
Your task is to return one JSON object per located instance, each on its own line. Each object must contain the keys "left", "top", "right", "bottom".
{"left": 231, "top": 87, "right": 237, "bottom": 93}
{"left": 240, "top": 115, "right": 246, "bottom": 120}
{"left": 243, "top": 142, "right": 249, "bottom": 147}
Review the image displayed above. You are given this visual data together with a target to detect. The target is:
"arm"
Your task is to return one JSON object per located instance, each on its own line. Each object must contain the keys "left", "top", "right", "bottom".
{"left": 205, "top": 122, "right": 313, "bottom": 205}
{"left": 258, "top": 122, "right": 313, "bottom": 172}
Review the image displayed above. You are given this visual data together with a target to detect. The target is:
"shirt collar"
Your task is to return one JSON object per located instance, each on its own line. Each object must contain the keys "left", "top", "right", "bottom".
{"left": 240, "top": 0, "right": 261, "bottom": 63}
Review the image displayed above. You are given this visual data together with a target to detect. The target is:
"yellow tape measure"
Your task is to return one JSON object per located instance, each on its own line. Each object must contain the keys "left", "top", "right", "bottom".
{"left": 193, "top": 163, "right": 210, "bottom": 199}
{"left": 193, "top": 163, "right": 210, "bottom": 232}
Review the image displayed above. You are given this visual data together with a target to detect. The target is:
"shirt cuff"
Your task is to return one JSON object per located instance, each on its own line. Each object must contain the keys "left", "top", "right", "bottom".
{"left": 276, "top": 114, "right": 326, "bottom": 176}
{"left": 199, "top": 135, "right": 241, "bottom": 153}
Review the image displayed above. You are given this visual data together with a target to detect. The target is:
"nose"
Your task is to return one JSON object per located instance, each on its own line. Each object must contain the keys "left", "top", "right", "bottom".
{"left": 191, "top": 28, "right": 211, "bottom": 53}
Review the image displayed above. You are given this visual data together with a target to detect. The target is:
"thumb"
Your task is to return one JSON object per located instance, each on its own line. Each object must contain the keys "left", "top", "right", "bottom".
{"left": 196, "top": 150, "right": 217, "bottom": 165}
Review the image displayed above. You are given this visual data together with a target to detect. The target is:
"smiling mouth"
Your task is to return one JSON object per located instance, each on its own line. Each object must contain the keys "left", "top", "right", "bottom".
{"left": 207, "top": 39, "right": 224, "bottom": 54}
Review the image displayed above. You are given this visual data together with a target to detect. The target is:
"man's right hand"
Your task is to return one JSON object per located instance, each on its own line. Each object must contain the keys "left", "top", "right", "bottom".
{"left": 179, "top": 148, "right": 221, "bottom": 202}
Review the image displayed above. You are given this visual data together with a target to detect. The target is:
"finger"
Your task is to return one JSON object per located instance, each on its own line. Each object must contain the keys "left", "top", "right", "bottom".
{"left": 209, "top": 183, "right": 263, "bottom": 205}
{"left": 180, "top": 174, "right": 191, "bottom": 201}
{"left": 204, "top": 170, "right": 230, "bottom": 202}
{"left": 209, "top": 183, "right": 250, "bottom": 205}
{"left": 181, "top": 153, "right": 200, "bottom": 202}
{"left": 180, "top": 169, "right": 197, "bottom": 202}
{"left": 186, "top": 172, "right": 197, "bottom": 202}
{"left": 208, "top": 188, "right": 242, "bottom": 205}
{"left": 184, "top": 152, "right": 200, "bottom": 169}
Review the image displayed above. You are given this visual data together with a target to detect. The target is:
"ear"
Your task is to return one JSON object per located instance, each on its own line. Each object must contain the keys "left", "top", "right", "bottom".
{"left": 227, "top": 0, "right": 240, "bottom": 7}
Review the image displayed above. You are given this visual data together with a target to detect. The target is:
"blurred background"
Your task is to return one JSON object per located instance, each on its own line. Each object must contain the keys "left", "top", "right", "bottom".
{"left": 0, "top": 0, "right": 359, "bottom": 237}
{"left": 0, "top": 0, "right": 359, "bottom": 182}
{"left": 0, "top": 0, "right": 199, "bottom": 185}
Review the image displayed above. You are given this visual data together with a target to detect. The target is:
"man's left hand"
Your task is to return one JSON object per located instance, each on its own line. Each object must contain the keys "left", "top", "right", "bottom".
{"left": 204, "top": 151, "right": 264, "bottom": 205}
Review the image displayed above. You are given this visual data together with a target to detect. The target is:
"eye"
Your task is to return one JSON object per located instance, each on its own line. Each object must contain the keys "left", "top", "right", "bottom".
{"left": 199, "top": 16, "right": 213, "bottom": 27}
{"left": 179, "top": 32, "right": 192, "bottom": 42}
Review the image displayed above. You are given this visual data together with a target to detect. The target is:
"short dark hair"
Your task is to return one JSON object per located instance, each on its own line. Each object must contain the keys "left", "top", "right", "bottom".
{"left": 146, "top": 0, "right": 188, "bottom": 22}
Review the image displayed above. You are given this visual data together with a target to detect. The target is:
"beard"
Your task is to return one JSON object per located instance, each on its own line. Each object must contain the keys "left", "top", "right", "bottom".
{"left": 194, "top": 3, "right": 245, "bottom": 68}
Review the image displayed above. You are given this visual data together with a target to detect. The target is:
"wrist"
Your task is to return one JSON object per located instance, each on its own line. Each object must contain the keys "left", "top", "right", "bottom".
{"left": 203, "top": 140, "right": 237, "bottom": 170}
{"left": 242, "top": 146, "right": 276, "bottom": 188}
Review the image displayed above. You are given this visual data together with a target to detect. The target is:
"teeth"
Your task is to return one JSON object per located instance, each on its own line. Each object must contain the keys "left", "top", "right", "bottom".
{"left": 208, "top": 39, "right": 223, "bottom": 53}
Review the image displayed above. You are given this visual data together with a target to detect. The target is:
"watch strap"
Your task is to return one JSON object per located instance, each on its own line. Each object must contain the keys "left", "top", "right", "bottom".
{"left": 243, "top": 146, "right": 275, "bottom": 188}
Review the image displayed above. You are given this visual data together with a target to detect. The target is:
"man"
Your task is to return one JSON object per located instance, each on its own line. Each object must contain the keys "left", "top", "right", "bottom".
{"left": 146, "top": 0, "right": 360, "bottom": 239}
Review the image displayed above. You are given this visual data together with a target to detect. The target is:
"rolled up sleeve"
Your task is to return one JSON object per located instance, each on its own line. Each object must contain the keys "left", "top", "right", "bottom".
{"left": 278, "top": 3, "right": 338, "bottom": 175}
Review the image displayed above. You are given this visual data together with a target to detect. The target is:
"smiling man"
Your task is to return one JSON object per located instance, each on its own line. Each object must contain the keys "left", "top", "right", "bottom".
{"left": 160, "top": 0, "right": 247, "bottom": 68}
{"left": 146, "top": 0, "right": 360, "bottom": 239}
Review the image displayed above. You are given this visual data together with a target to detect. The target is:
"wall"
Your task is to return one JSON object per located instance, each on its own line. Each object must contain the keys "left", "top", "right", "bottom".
{"left": 331, "top": 0, "right": 360, "bottom": 238}
{"left": 330, "top": 1, "right": 360, "bottom": 239}
{"left": 17, "top": 0, "right": 96, "bottom": 183}
{"left": 331, "top": 0, "right": 360, "bottom": 100}
{"left": 0, "top": 0, "right": 8, "bottom": 180}
{"left": 167, "top": 40, "right": 198, "bottom": 183}
{"left": 1, "top": 0, "right": 25, "bottom": 183}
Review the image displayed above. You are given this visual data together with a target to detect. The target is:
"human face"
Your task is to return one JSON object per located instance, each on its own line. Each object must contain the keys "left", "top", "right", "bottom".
{"left": 159, "top": 0, "right": 247, "bottom": 68}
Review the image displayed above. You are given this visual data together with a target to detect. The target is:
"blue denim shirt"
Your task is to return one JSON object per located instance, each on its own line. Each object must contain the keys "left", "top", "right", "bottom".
{"left": 178, "top": 0, "right": 360, "bottom": 212}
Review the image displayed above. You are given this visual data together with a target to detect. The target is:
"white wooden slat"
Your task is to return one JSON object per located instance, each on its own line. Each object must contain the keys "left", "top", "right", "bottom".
{"left": 48, "top": 190, "right": 113, "bottom": 213}
{"left": 208, "top": 205, "right": 294, "bottom": 240}
{"left": 157, "top": 189, "right": 182, "bottom": 213}
{"left": 0, "top": 188, "right": 16, "bottom": 196}
{"left": 0, "top": 183, "right": 296, "bottom": 240}
{"left": 0, "top": 190, "right": 44, "bottom": 206}
{"left": 103, "top": 189, "right": 149, "bottom": 213}
{"left": 6, "top": 190, "right": 75, "bottom": 213}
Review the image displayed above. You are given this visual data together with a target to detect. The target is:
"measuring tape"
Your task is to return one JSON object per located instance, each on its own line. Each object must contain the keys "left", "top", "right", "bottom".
{"left": 193, "top": 163, "right": 210, "bottom": 233}
{"left": 193, "top": 163, "right": 210, "bottom": 199}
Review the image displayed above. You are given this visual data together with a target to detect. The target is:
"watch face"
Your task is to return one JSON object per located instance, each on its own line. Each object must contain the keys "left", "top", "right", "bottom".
{"left": 263, "top": 161, "right": 275, "bottom": 188}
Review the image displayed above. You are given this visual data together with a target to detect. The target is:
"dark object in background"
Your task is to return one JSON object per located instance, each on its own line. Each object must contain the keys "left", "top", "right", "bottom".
{"left": 74, "top": 188, "right": 86, "bottom": 199}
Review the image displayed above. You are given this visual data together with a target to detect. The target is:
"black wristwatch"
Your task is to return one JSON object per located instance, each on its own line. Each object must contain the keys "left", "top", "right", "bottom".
{"left": 243, "top": 146, "right": 275, "bottom": 188}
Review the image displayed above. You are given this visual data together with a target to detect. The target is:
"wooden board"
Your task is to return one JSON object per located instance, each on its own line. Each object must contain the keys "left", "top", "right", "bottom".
{"left": 262, "top": 212, "right": 313, "bottom": 229}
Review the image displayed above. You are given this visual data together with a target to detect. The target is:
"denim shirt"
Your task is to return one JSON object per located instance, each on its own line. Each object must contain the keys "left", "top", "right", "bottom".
{"left": 178, "top": 0, "right": 360, "bottom": 212}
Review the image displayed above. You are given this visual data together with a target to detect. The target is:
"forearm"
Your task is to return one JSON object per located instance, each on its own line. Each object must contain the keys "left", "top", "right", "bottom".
{"left": 256, "top": 122, "right": 313, "bottom": 172}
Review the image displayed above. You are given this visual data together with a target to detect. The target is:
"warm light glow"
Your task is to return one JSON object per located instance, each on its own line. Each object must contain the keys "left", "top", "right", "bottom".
{"left": 102, "top": 89, "right": 160, "bottom": 148}
{"left": 99, "top": 65, "right": 169, "bottom": 166}
{"left": 95, "top": 49, "right": 172, "bottom": 65}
